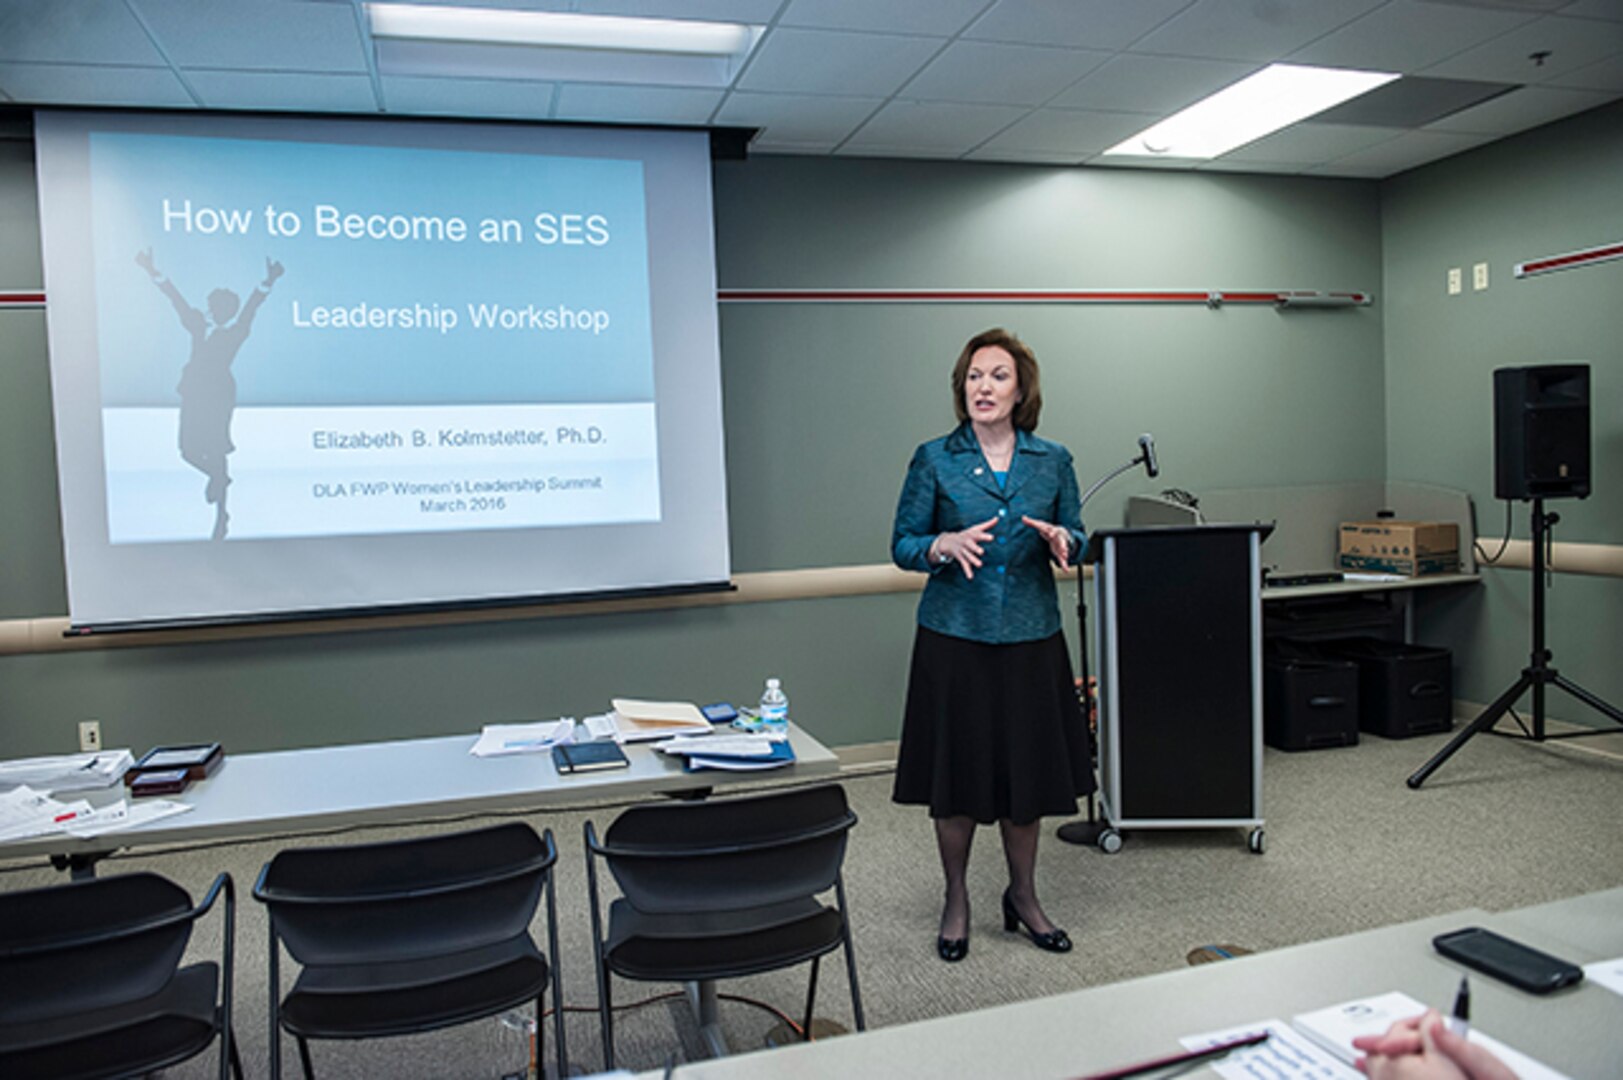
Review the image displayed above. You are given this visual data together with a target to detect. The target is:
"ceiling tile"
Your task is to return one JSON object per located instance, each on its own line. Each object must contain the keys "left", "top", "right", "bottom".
{"left": 901, "top": 41, "right": 1110, "bottom": 107}
{"left": 1050, "top": 53, "right": 1254, "bottom": 113}
{"left": 135, "top": 0, "right": 369, "bottom": 73}
{"left": 555, "top": 83, "right": 723, "bottom": 124}
{"left": 965, "top": 0, "right": 1195, "bottom": 51}
{"left": 1546, "top": 52, "right": 1623, "bottom": 92}
{"left": 380, "top": 75, "right": 555, "bottom": 120}
{"left": 748, "top": 139, "right": 841, "bottom": 154}
{"left": 779, "top": 0, "right": 988, "bottom": 36}
{"left": 1286, "top": 0, "right": 1541, "bottom": 74}
{"left": 0, "top": 61, "right": 194, "bottom": 107}
{"left": 1422, "top": 14, "right": 1623, "bottom": 84}
{"left": 841, "top": 100, "right": 1027, "bottom": 153}
{"left": 1313, "top": 77, "right": 1520, "bottom": 127}
{"left": 976, "top": 107, "right": 1149, "bottom": 156}
{"left": 830, "top": 144, "right": 966, "bottom": 160}
{"left": 714, "top": 90, "right": 882, "bottom": 143}
{"left": 1129, "top": 0, "right": 1387, "bottom": 63}
{"left": 1552, "top": 1, "right": 1623, "bottom": 20}
{"left": 188, "top": 70, "right": 378, "bottom": 112}
{"left": 1317, "top": 128, "right": 1491, "bottom": 174}
{"left": 1422, "top": 83, "right": 1617, "bottom": 134}
{"left": 0, "top": 0, "right": 166, "bottom": 65}
{"left": 1220, "top": 122, "right": 1406, "bottom": 164}
{"left": 1196, "top": 158, "right": 1311, "bottom": 175}
{"left": 965, "top": 148, "right": 1085, "bottom": 165}
{"left": 738, "top": 28, "right": 943, "bottom": 96}
{"left": 1300, "top": 160, "right": 1396, "bottom": 179}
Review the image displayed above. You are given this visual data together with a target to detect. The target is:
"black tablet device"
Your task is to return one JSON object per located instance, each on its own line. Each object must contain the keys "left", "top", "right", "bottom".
{"left": 1433, "top": 927, "right": 1584, "bottom": 994}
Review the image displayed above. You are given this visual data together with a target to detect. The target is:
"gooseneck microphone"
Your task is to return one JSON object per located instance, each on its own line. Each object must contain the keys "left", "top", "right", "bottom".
{"left": 1081, "top": 433, "right": 1163, "bottom": 512}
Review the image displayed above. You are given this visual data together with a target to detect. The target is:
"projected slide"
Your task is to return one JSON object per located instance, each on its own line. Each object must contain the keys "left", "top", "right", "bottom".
{"left": 38, "top": 111, "right": 730, "bottom": 629}
{"left": 91, "top": 132, "right": 659, "bottom": 544}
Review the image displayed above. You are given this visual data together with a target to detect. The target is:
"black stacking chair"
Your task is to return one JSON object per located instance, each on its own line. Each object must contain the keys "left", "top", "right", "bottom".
{"left": 584, "top": 783, "right": 864, "bottom": 1069}
{"left": 0, "top": 870, "right": 242, "bottom": 1080}
{"left": 253, "top": 822, "right": 565, "bottom": 1079}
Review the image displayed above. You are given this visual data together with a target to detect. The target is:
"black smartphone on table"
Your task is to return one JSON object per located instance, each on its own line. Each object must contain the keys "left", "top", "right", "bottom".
{"left": 1433, "top": 927, "right": 1584, "bottom": 994}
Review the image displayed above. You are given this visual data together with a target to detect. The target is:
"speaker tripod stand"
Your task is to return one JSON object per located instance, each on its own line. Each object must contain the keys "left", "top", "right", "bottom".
{"left": 1408, "top": 498, "right": 1623, "bottom": 789}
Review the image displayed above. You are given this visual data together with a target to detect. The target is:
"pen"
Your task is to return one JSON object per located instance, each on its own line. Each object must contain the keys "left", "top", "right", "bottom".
{"left": 1448, "top": 975, "right": 1470, "bottom": 1038}
{"left": 1077, "top": 1030, "right": 1270, "bottom": 1080}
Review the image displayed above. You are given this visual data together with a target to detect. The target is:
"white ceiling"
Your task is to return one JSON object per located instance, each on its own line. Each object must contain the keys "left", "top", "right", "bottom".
{"left": 1, "top": 0, "right": 1621, "bottom": 178}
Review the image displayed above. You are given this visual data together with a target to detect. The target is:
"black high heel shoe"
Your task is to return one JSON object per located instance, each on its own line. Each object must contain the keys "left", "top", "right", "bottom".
{"left": 937, "top": 900, "right": 970, "bottom": 962}
{"left": 1002, "top": 889, "right": 1071, "bottom": 953}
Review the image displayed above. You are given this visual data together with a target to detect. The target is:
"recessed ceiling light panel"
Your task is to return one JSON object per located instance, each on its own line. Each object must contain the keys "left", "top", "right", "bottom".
{"left": 1105, "top": 64, "right": 1400, "bottom": 160}
{"left": 366, "top": 3, "right": 764, "bottom": 88}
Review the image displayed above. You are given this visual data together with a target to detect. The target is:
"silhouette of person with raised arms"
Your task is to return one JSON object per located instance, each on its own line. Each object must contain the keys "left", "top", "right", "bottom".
{"left": 135, "top": 248, "right": 283, "bottom": 540}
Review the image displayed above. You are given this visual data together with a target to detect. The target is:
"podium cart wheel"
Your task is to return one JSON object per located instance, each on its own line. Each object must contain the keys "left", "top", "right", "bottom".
{"left": 1247, "top": 828, "right": 1266, "bottom": 855}
{"left": 1099, "top": 828, "right": 1123, "bottom": 854}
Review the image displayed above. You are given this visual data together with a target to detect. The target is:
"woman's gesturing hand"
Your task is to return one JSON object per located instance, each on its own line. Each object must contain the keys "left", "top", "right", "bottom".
{"left": 1021, "top": 515, "right": 1074, "bottom": 570}
{"left": 931, "top": 516, "right": 1000, "bottom": 579}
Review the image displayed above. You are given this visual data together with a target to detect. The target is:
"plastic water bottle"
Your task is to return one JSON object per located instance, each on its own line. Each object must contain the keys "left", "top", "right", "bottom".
{"left": 759, "top": 677, "right": 789, "bottom": 735}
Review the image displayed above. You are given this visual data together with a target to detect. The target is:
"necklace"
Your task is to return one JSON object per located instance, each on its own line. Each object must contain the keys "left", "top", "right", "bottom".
{"left": 974, "top": 425, "right": 1015, "bottom": 471}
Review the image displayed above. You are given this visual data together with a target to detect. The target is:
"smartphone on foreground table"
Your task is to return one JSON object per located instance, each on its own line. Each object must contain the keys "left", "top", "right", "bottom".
{"left": 1433, "top": 927, "right": 1583, "bottom": 994}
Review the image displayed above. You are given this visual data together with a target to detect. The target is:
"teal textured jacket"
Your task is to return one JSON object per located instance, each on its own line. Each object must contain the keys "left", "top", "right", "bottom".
{"left": 892, "top": 423, "right": 1086, "bottom": 644}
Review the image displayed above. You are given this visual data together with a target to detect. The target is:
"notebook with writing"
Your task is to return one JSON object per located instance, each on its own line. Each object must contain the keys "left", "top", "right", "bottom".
{"left": 552, "top": 741, "right": 630, "bottom": 775}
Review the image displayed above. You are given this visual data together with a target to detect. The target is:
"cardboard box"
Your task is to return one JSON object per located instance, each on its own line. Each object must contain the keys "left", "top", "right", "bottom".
{"left": 1338, "top": 520, "right": 1459, "bottom": 577}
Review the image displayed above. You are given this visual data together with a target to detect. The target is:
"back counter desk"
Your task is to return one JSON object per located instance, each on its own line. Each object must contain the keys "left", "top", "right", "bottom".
{"left": 0, "top": 723, "right": 839, "bottom": 875}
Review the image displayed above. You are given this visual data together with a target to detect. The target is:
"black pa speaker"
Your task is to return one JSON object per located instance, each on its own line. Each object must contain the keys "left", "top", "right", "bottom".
{"left": 1493, "top": 364, "right": 1591, "bottom": 500}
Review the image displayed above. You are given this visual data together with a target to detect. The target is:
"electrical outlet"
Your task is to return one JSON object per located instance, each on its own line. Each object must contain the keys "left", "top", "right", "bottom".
{"left": 1447, "top": 267, "right": 1462, "bottom": 295}
{"left": 1473, "top": 262, "right": 1489, "bottom": 291}
{"left": 79, "top": 720, "right": 101, "bottom": 752}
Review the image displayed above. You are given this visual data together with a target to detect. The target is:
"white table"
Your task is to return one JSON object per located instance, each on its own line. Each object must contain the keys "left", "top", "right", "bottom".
{"left": 0, "top": 723, "right": 839, "bottom": 874}
{"left": 642, "top": 889, "right": 1623, "bottom": 1079}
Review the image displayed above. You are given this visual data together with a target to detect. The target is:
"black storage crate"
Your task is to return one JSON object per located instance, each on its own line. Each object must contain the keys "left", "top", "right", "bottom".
{"left": 1264, "top": 657, "right": 1360, "bottom": 751}
{"left": 1324, "top": 638, "right": 1453, "bottom": 738}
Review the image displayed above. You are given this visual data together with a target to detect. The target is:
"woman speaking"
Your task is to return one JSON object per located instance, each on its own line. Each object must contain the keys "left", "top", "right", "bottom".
{"left": 891, "top": 327, "right": 1094, "bottom": 963}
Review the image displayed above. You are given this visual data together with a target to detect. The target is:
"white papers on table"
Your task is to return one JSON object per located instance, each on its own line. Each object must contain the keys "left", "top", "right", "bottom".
{"left": 0, "top": 749, "right": 134, "bottom": 793}
{"left": 655, "top": 734, "right": 776, "bottom": 758}
{"left": 0, "top": 785, "right": 194, "bottom": 841}
{"left": 1293, "top": 991, "right": 1430, "bottom": 1064}
{"left": 581, "top": 714, "right": 619, "bottom": 741}
{"left": 1185, "top": 992, "right": 1572, "bottom": 1080}
{"left": 0, "top": 786, "right": 93, "bottom": 841}
{"left": 655, "top": 733, "right": 795, "bottom": 772}
{"left": 470, "top": 719, "right": 575, "bottom": 757}
{"left": 1291, "top": 990, "right": 1569, "bottom": 1079}
{"left": 65, "top": 798, "right": 192, "bottom": 837}
{"left": 1343, "top": 572, "right": 1406, "bottom": 583}
{"left": 1584, "top": 956, "right": 1623, "bottom": 997}
{"left": 609, "top": 699, "right": 711, "bottom": 743}
{"left": 1182, "top": 1019, "right": 1360, "bottom": 1079}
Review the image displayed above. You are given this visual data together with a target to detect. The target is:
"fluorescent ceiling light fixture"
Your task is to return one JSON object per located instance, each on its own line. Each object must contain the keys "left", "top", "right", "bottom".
{"left": 367, "top": 3, "right": 756, "bottom": 57}
{"left": 1104, "top": 64, "right": 1399, "bottom": 159}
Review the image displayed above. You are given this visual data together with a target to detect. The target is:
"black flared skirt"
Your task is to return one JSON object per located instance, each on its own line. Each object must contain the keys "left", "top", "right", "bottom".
{"left": 893, "top": 625, "right": 1095, "bottom": 825}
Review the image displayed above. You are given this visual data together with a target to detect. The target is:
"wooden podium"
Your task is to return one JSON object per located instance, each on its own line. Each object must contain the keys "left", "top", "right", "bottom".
{"left": 1087, "top": 524, "right": 1270, "bottom": 853}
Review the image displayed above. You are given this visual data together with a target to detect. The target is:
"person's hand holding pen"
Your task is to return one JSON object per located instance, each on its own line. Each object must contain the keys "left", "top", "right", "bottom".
{"left": 1352, "top": 979, "right": 1514, "bottom": 1080}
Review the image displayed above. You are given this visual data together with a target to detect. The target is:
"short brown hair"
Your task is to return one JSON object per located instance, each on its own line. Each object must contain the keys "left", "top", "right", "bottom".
{"left": 951, "top": 327, "right": 1042, "bottom": 431}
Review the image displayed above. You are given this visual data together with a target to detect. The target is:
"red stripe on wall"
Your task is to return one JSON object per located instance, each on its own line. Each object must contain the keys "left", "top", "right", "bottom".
{"left": 1515, "top": 241, "right": 1623, "bottom": 278}
{"left": 716, "top": 288, "right": 1369, "bottom": 306}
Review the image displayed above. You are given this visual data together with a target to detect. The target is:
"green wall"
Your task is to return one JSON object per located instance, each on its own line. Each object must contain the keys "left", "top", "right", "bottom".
{"left": 1, "top": 117, "right": 1411, "bottom": 759}
{"left": 1382, "top": 99, "right": 1623, "bottom": 717}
